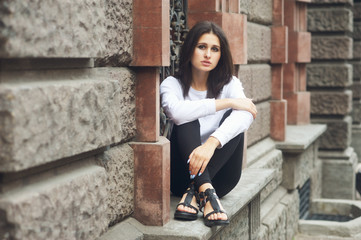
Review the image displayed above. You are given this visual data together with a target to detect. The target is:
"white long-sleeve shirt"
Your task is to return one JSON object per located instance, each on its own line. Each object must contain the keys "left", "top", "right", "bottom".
{"left": 160, "top": 76, "right": 254, "bottom": 148}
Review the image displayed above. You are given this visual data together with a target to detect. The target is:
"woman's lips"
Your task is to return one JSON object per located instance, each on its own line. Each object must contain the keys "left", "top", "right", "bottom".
{"left": 201, "top": 61, "right": 211, "bottom": 67}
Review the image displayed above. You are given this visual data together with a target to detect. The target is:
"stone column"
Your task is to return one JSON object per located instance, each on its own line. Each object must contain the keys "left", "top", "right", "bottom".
{"left": 130, "top": 0, "right": 171, "bottom": 226}
{"left": 307, "top": 0, "right": 358, "bottom": 199}
{"left": 351, "top": 1, "right": 361, "bottom": 161}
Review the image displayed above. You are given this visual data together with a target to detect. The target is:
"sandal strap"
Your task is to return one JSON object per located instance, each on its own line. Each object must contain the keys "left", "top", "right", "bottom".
{"left": 177, "top": 183, "right": 199, "bottom": 213}
{"left": 204, "top": 188, "right": 223, "bottom": 214}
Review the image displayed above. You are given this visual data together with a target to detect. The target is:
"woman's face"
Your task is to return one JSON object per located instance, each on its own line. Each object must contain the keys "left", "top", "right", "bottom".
{"left": 190, "top": 33, "right": 221, "bottom": 73}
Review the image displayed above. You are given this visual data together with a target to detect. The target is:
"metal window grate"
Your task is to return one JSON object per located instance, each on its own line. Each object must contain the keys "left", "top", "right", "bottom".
{"left": 299, "top": 179, "right": 311, "bottom": 219}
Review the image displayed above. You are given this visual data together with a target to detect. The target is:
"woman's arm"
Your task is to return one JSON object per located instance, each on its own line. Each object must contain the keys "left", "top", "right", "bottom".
{"left": 215, "top": 98, "right": 257, "bottom": 119}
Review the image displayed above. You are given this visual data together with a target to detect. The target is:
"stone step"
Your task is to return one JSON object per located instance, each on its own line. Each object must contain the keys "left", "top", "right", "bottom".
{"left": 99, "top": 168, "right": 274, "bottom": 240}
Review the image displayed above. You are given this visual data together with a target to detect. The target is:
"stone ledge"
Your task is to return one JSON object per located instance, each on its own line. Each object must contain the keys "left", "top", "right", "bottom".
{"left": 247, "top": 137, "right": 276, "bottom": 167}
{"left": 99, "top": 168, "right": 274, "bottom": 240}
{"left": 275, "top": 124, "right": 327, "bottom": 153}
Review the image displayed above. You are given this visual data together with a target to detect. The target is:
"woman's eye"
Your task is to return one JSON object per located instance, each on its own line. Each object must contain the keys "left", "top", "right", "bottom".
{"left": 198, "top": 45, "right": 206, "bottom": 49}
{"left": 211, "top": 47, "right": 219, "bottom": 52}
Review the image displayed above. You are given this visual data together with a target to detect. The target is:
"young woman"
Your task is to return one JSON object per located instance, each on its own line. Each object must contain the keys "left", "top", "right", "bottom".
{"left": 160, "top": 21, "right": 257, "bottom": 227}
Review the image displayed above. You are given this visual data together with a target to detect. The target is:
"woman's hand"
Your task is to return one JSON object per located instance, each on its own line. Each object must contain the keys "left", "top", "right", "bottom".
{"left": 215, "top": 98, "right": 257, "bottom": 119}
{"left": 231, "top": 98, "right": 257, "bottom": 119}
{"left": 188, "top": 137, "right": 220, "bottom": 178}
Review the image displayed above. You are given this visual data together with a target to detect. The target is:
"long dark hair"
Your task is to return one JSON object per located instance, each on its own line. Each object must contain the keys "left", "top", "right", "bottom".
{"left": 176, "top": 21, "right": 234, "bottom": 98}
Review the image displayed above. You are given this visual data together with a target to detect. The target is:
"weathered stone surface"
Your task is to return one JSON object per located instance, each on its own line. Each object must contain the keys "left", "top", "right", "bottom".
{"left": 238, "top": 64, "right": 272, "bottom": 102}
{"left": 310, "top": 90, "right": 352, "bottom": 115}
{"left": 311, "top": 36, "right": 353, "bottom": 60}
{"left": 352, "top": 61, "right": 361, "bottom": 80}
{"left": 312, "top": 116, "right": 352, "bottom": 150}
{"left": 0, "top": 160, "right": 108, "bottom": 240}
{"left": 354, "top": 41, "right": 361, "bottom": 59}
{"left": 352, "top": 125, "right": 361, "bottom": 162}
{"left": 310, "top": 0, "right": 353, "bottom": 4}
{"left": 307, "top": 8, "right": 353, "bottom": 32}
{"left": 249, "top": 149, "right": 283, "bottom": 202}
{"left": 0, "top": 68, "right": 136, "bottom": 172}
{"left": 95, "top": 0, "right": 133, "bottom": 66}
{"left": 354, "top": 22, "right": 361, "bottom": 40}
{"left": 353, "top": 100, "right": 361, "bottom": 124}
{"left": 0, "top": 0, "right": 132, "bottom": 62}
{"left": 242, "top": 0, "right": 272, "bottom": 25}
{"left": 280, "top": 190, "right": 299, "bottom": 240}
{"left": 352, "top": 82, "right": 361, "bottom": 99}
{"left": 307, "top": 63, "right": 352, "bottom": 88}
{"left": 310, "top": 159, "right": 323, "bottom": 199}
{"left": 213, "top": 206, "right": 249, "bottom": 240}
{"left": 96, "top": 143, "right": 134, "bottom": 226}
{"left": 320, "top": 148, "right": 358, "bottom": 199}
{"left": 248, "top": 101, "right": 271, "bottom": 147}
{"left": 355, "top": 3, "right": 361, "bottom": 21}
{"left": 247, "top": 22, "right": 271, "bottom": 63}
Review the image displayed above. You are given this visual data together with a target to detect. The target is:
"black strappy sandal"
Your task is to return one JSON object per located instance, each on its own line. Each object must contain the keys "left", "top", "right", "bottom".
{"left": 201, "top": 188, "right": 230, "bottom": 227}
{"left": 174, "top": 183, "right": 199, "bottom": 221}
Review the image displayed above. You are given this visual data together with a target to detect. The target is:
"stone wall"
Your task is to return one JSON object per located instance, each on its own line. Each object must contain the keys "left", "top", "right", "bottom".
{"left": 308, "top": 0, "right": 358, "bottom": 199}
{"left": 0, "top": 0, "right": 136, "bottom": 239}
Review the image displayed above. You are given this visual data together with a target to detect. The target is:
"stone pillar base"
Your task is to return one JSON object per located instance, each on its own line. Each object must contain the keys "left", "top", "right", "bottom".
{"left": 131, "top": 137, "right": 170, "bottom": 226}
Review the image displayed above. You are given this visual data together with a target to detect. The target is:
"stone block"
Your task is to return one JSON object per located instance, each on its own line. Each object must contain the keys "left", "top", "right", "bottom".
{"left": 247, "top": 101, "right": 271, "bottom": 146}
{"left": 312, "top": 116, "right": 352, "bottom": 150}
{"left": 249, "top": 149, "right": 283, "bottom": 202}
{"left": 95, "top": 0, "right": 133, "bottom": 66}
{"left": 288, "top": 31, "right": 311, "bottom": 63}
{"left": 285, "top": 0, "right": 308, "bottom": 32}
{"left": 280, "top": 190, "right": 300, "bottom": 240}
{"left": 311, "top": 36, "right": 353, "bottom": 60}
{"left": 320, "top": 147, "right": 358, "bottom": 199}
{"left": 95, "top": 143, "right": 134, "bottom": 225}
{"left": 135, "top": 67, "right": 159, "bottom": 142}
{"left": 0, "top": 0, "right": 133, "bottom": 59}
{"left": 247, "top": 0, "right": 273, "bottom": 25}
{"left": 132, "top": 0, "right": 170, "bottom": 66}
{"left": 262, "top": 198, "right": 287, "bottom": 240}
{"left": 352, "top": 100, "right": 361, "bottom": 124}
{"left": 238, "top": 64, "right": 272, "bottom": 102}
{"left": 0, "top": 68, "right": 136, "bottom": 172}
{"left": 351, "top": 124, "right": 361, "bottom": 162}
{"left": 271, "top": 26, "right": 288, "bottom": 64}
{"left": 247, "top": 22, "right": 271, "bottom": 63}
{"left": 352, "top": 61, "right": 361, "bottom": 80}
{"left": 229, "top": 0, "right": 240, "bottom": 13}
{"left": 273, "top": 0, "right": 285, "bottom": 26}
{"left": 131, "top": 137, "right": 170, "bottom": 226}
{"left": 282, "top": 143, "right": 318, "bottom": 190}
{"left": 310, "top": 159, "right": 323, "bottom": 199}
{"left": 284, "top": 91, "right": 310, "bottom": 125}
{"left": 355, "top": 3, "right": 361, "bottom": 21}
{"left": 213, "top": 206, "right": 249, "bottom": 240}
{"left": 310, "top": 90, "right": 352, "bottom": 115}
{"left": 352, "top": 82, "right": 361, "bottom": 99}
{"left": 307, "top": 63, "right": 353, "bottom": 88}
{"left": 284, "top": 63, "right": 304, "bottom": 92}
{"left": 270, "top": 100, "right": 287, "bottom": 141}
{"left": 309, "top": 0, "right": 353, "bottom": 4}
{"left": 354, "top": 22, "right": 361, "bottom": 40}
{"left": 188, "top": 12, "right": 247, "bottom": 64}
{"left": 354, "top": 41, "right": 361, "bottom": 59}
{"left": 0, "top": 160, "right": 108, "bottom": 240}
{"left": 307, "top": 8, "right": 353, "bottom": 33}
{"left": 272, "top": 64, "right": 284, "bottom": 100}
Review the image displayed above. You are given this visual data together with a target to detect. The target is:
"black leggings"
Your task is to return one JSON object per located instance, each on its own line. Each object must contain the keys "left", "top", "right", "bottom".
{"left": 170, "top": 110, "right": 244, "bottom": 198}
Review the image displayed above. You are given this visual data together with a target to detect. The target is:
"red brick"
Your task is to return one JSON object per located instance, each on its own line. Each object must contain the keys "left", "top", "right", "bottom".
{"left": 288, "top": 31, "right": 311, "bottom": 63}
{"left": 298, "top": 3, "right": 307, "bottom": 32}
{"left": 188, "top": 0, "right": 221, "bottom": 12}
{"left": 132, "top": 0, "right": 170, "bottom": 66}
{"left": 272, "top": 64, "right": 284, "bottom": 100}
{"left": 188, "top": 12, "right": 247, "bottom": 64}
{"left": 283, "top": 63, "right": 297, "bottom": 93}
{"left": 284, "top": 0, "right": 297, "bottom": 32}
{"left": 298, "top": 64, "right": 306, "bottom": 91}
{"left": 273, "top": 0, "right": 284, "bottom": 26}
{"left": 229, "top": 0, "right": 240, "bottom": 13}
{"left": 131, "top": 137, "right": 170, "bottom": 226}
{"left": 271, "top": 26, "right": 288, "bottom": 64}
{"left": 284, "top": 91, "right": 310, "bottom": 125}
{"left": 270, "top": 100, "right": 287, "bottom": 141}
{"left": 135, "top": 67, "right": 160, "bottom": 142}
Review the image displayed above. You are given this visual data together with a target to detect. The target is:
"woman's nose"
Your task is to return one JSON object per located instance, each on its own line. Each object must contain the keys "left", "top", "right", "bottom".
{"left": 204, "top": 49, "right": 211, "bottom": 58}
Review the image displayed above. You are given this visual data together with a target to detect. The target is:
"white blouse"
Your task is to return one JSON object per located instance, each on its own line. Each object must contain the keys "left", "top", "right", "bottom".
{"left": 160, "top": 76, "right": 254, "bottom": 148}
